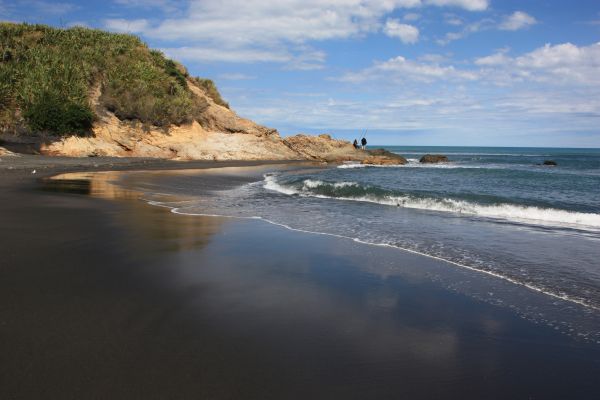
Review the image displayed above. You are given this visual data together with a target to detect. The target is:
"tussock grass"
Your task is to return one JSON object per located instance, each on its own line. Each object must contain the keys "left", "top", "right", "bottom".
{"left": 0, "top": 22, "right": 227, "bottom": 134}
{"left": 192, "top": 77, "right": 230, "bottom": 109}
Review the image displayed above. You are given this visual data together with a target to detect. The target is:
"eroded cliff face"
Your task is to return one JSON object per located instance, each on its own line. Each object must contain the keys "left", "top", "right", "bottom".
{"left": 40, "top": 79, "right": 303, "bottom": 161}
{"left": 2, "top": 76, "right": 373, "bottom": 162}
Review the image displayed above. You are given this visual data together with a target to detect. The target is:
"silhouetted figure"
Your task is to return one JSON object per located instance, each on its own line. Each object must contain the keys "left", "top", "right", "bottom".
{"left": 353, "top": 139, "right": 359, "bottom": 149}
{"left": 361, "top": 137, "right": 367, "bottom": 150}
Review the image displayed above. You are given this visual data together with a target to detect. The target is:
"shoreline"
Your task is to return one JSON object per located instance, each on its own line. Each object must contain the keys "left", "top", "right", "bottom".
{"left": 2, "top": 156, "right": 600, "bottom": 398}
{"left": 0, "top": 153, "right": 311, "bottom": 182}
{"left": 51, "top": 167, "right": 600, "bottom": 343}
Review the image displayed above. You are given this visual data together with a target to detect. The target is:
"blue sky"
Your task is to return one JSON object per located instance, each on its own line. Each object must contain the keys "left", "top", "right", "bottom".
{"left": 3, "top": 0, "right": 600, "bottom": 147}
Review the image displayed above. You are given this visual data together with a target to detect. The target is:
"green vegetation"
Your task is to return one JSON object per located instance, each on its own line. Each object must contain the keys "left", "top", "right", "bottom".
{"left": 192, "top": 77, "right": 230, "bottom": 109}
{"left": 0, "top": 22, "right": 228, "bottom": 135}
{"left": 23, "top": 91, "right": 93, "bottom": 135}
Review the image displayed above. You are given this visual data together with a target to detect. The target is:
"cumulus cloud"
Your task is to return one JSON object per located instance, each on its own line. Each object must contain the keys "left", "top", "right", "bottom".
{"left": 149, "top": 1, "right": 427, "bottom": 45}
{"left": 476, "top": 42, "right": 600, "bottom": 85}
{"left": 339, "top": 55, "right": 478, "bottom": 83}
{"left": 383, "top": 19, "right": 419, "bottom": 43}
{"left": 104, "top": 0, "right": 491, "bottom": 67}
{"left": 499, "top": 11, "right": 537, "bottom": 31}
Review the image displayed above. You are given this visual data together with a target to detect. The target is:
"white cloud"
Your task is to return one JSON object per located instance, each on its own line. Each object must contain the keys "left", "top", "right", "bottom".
{"left": 340, "top": 41, "right": 600, "bottom": 89}
{"left": 284, "top": 46, "right": 327, "bottom": 70}
{"left": 425, "top": 0, "right": 488, "bottom": 11}
{"left": 499, "top": 11, "right": 537, "bottom": 31}
{"left": 148, "top": 1, "right": 430, "bottom": 45}
{"left": 162, "top": 46, "right": 292, "bottom": 63}
{"left": 104, "top": 0, "right": 492, "bottom": 67}
{"left": 339, "top": 55, "right": 478, "bottom": 83}
{"left": 513, "top": 42, "right": 600, "bottom": 83}
{"left": 383, "top": 19, "right": 419, "bottom": 43}
{"left": 477, "top": 42, "right": 600, "bottom": 85}
{"left": 474, "top": 49, "right": 510, "bottom": 66}
{"left": 418, "top": 53, "right": 450, "bottom": 62}
{"left": 438, "top": 11, "right": 537, "bottom": 45}
{"left": 104, "top": 18, "right": 149, "bottom": 33}
{"left": 437, "top": 18, "right": 494, "bottom": 45}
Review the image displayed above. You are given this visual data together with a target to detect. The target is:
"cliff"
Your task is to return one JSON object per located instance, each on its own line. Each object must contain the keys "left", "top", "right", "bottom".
{"left": 0, "top": 23, "right": 363, "bottom": 162}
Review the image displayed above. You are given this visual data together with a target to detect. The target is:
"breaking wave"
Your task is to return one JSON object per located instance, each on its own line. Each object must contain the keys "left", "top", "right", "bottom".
{"left": 264, "top": 175, "right": 600, "bottom": 231}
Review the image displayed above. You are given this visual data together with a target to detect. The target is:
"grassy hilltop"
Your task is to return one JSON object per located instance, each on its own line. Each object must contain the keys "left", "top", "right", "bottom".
{"left": 0, "top": 22, "right": 229, "bottom": 136}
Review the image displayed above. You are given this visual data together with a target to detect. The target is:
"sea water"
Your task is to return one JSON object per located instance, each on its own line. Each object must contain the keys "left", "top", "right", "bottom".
{"left": 123, "top": 146, "right": 600, "bottom": 340}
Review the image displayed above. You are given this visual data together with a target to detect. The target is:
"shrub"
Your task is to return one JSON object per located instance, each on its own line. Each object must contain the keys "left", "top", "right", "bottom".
{"left": 192, "top": 78, "right": 230, "bottom": 109}
{"left": 23, "top": 93, "right": 93, "bottom": 135}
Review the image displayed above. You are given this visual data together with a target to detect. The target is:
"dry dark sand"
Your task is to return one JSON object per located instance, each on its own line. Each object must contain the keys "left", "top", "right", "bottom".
{"left": 1, "top": 156, "right": 600, "bottom": 399}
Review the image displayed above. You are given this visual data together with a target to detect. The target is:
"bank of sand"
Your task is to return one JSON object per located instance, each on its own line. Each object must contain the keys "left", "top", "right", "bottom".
{"left": 1, "top": 158, "right": 600, "bottom": 399}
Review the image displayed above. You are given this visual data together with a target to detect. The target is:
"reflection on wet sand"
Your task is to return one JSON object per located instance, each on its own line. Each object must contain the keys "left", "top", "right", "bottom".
{"left": 34, "top": 168, "right": 600, "bottom": 398}
{"left": 45, "top": 171, "right": 228, "bottom": 252}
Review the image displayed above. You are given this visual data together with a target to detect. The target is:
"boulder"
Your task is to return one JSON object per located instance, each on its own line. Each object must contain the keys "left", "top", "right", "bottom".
{"left": 420, "top": 154, "right": 448, "bottom": 163}
{"left": 542, "top": 160, "right": 557, "bottom": 166}
{"left": 367, "top": 148, "right": 405, "bottom": 159}
{"left": 361, "top": 149, "right": 407, "bottom": 165}
{"left": 361, "top": 156, "right": 407, "bottom": 166}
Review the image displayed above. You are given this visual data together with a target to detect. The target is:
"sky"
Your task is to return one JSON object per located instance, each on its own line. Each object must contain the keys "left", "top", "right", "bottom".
{"left": 2, "top": 0, "right": 600, "bottom": 147}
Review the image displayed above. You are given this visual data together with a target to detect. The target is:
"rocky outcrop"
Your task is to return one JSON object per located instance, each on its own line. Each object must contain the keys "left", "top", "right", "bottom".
{"left": 361, "top": 149, "right": 407, "bottom": 165}
{"left": 542, "top": 160, "right": 557, "bottom": 166}
{"left": 26, "top": 79, "right": 375, "bottom": 162}
{"left": 420, "top": 154, "right": 448, "bottom": 163}
{"left": 283, "top": 134, "right": 363, "bottom": 162}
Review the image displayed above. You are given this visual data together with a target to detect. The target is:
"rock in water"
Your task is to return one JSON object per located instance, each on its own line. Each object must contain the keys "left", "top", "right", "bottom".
{"left": 420, "top": 154, "right": 448, "bottom": 163}
{"left": 361, "top": 149, "right": 407, "bottom": 165}
{"left": 361, "top": 156, "right": 406, "bottom": 165}
{"left": 543, "top": 160, "right": 557, "bottom": 166}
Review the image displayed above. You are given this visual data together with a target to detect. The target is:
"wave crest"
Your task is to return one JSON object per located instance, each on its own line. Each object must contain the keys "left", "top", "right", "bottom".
{"left": 264, "top": 175, "right": 600, "bottom": 231}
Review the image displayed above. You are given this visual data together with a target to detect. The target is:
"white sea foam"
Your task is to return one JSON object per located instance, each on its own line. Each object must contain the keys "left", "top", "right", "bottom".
{"left": 396, "top": 152, "right": 553, "bottom": 157}
{"left": 337, "top": 160, "right": 510, "bottom": 170}
{"left": 264, "top": 176, "right": 600, "bottom": 231}
{"left": 165, "top": 202, "right": 599, "bottom": 313}
{"left": 337, "top": 163, "right": 367, "bottom": 169}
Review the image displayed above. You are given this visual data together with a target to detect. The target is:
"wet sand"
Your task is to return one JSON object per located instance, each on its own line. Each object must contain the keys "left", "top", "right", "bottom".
{"left": 1, "top": 162, "right": 600, "bottom": 399}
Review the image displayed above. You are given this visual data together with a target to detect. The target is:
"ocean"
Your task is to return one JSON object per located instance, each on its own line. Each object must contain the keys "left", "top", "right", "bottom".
{"left": 121, "top": 146, "right": 600, "bottom": 341}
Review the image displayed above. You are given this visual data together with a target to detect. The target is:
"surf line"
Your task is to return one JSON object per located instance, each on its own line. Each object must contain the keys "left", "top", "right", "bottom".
{"left": 165, "top": 203, "right": 599, "bottom": 312}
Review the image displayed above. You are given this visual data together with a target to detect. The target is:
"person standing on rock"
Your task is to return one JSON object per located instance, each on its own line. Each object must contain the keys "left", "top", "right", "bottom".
{"left": 353, "top": 139, "right": 359, "bottom": 149}
{"left": 361, "top": 137, "right": 367, "bottom": 150}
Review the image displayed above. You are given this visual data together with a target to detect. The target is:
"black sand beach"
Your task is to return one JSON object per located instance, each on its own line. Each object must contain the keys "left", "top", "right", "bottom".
{"left": 1, "top": 159, "right": 600, "bottom": 399}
